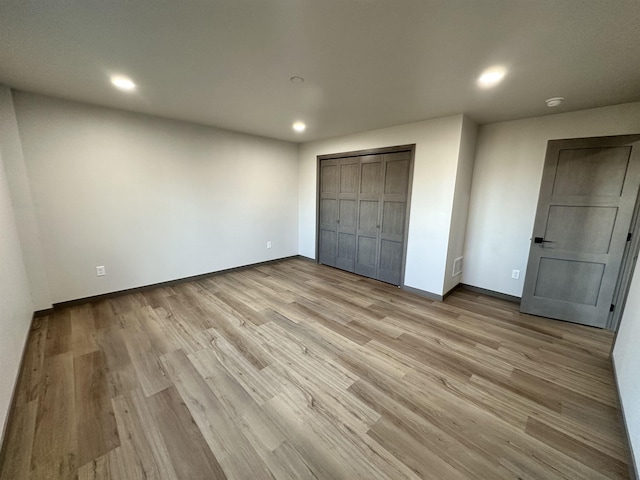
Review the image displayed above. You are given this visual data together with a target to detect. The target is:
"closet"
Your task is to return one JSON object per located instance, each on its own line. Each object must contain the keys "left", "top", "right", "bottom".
{"left": 317, "top": 145, "right": 414, "bottom": 285}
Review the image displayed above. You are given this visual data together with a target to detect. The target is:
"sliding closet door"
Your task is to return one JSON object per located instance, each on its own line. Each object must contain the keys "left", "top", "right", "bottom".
{"left": 335, "top": 157, "right": 359, "bottom": 272}
{"left": 378, "top": 151, "right": 411, "bottom": 284}
{"left": 318, "top": 159, "right": 338, "bottom": 267}
{"left": 355, "top": 155, "right": 383, "bottom": 278}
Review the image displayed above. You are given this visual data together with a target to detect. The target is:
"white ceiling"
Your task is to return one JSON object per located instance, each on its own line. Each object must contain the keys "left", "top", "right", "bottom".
{"left": 1, "top": 1, "right": 639, "bottom": 143}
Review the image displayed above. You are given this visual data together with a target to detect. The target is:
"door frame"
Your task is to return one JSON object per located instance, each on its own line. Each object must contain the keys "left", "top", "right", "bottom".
{"left": 315, "top": 144, "right": 416, "bottom": 287}
{"left": 609, "top": 184, "right": 640, "bottom": 330}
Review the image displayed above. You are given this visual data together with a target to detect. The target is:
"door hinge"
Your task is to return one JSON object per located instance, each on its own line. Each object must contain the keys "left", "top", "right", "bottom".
{"left": 628, "top": 232, "right": 632, "bottom": 241}
{"left": 610, "top": 304, "right": 615, "bottom": 312}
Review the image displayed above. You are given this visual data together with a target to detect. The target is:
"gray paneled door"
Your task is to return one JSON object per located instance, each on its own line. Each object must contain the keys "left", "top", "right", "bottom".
{"left": 378, "top": 151, "right": 411, "bottom": 283}
{"left": 521, "top": 135, "right": 640, "bottom": 328}
{"left": 318, "top": 157, "right": 361, "bottom": 269}
{"left": 355, "top": 154, "right": 383, "bottom": 279}
{"left": 336, "top": 157, "right": 359, "bottom": 271}
{"left": 318, "top": 159, "right": 339, "bottom": 267}
{"left": 318, "top": 147, "right": 413, "bottom": 286}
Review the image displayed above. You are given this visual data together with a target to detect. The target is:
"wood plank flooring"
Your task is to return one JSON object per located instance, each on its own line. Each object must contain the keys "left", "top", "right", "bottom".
{"left": 0, "top": 258, "right": 632, "bottom": 479}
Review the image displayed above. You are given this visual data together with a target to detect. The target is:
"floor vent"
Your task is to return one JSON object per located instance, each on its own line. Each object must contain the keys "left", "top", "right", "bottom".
{"left": 453, "top": 256, "right": 463, "bottom": 277}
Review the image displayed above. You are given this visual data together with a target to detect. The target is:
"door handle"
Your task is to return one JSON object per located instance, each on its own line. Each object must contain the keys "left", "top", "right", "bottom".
{"left": 534, "top": 237, "right": 553, "bottom": 244}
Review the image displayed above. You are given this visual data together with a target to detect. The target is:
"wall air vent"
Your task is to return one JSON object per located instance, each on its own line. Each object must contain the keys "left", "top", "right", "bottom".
{"left": 453, "top": 256, "right": 463, "bottom": 277}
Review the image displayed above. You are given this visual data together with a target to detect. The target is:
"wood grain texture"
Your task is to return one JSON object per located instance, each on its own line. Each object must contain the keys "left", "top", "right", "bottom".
{"left": 0, "top": 258, "right": 632, "bottom": 479}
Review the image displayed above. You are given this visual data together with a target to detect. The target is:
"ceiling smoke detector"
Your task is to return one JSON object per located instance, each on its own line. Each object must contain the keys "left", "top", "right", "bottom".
{"left": 545, "top": 97, "right": 564, "bottom": 107}
{"left": 290, "top": 76, "right": 305, "bottom": 84}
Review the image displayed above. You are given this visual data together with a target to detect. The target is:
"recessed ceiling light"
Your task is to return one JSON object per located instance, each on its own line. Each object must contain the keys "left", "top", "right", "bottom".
{"left": 545, "top": 97, "right": 564, "bottom": 107}
{"left": 292, "top": 121, "right": 306, "bottom": 132}
{"left": 110, "top": 75, "right": 136, "bottom": 92}
{"left": 477, "top": 67, "right": 506, "bottom": 88}
{"left": 290, "top": 76, "right": 305, "bottom": 84}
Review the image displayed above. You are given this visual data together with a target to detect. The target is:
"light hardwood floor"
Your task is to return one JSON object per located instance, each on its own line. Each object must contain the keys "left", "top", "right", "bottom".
{"left": 0, "top": 258, "right": 632, "bottom": 479}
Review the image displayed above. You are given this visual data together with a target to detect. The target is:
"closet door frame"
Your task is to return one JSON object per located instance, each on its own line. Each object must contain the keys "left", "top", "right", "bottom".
{"left": 315, "top": 144, "right": 415, "bottom": 286}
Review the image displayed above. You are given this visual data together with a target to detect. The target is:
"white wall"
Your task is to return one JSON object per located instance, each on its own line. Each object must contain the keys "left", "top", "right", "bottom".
{"left": 299, "top": 115, "right": 465, "bottom": 296}
{"left": 0, "top": 139, "right": 34, "bottom": 445}
{"left": 614, "top": 266, "right": 640, "bottom": 477}
{"left": 0, "top": 87, "right": 51, "bottom": 310}
{"left": 443, "top": 115, "right": 477, "bottom": 294}
{"left": 13, "top": 92, "right": 299, "bottom": 304}
{"left": 463, "top": 102, "right": 640, "bottom": 297}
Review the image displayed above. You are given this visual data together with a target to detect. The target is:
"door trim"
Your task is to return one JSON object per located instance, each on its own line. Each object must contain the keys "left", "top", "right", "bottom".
{"left": 610, "top": 181, "right": 640, "bottom": 330}
{"left": 315, "top": 144, "right": 416, "bottom": 287}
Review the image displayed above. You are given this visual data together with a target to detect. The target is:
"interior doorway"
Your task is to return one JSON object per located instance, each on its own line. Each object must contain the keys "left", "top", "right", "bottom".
{"left": 520, "top": 134, "right": 640, "bottom": 329}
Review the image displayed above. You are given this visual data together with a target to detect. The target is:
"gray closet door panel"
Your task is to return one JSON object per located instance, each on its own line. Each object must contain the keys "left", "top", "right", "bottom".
{"left": 335, "top": 157, "right": 360, "bottom": 272}
{"left": 336, "top": 233, "right": 356, "bottom": 271}
{"left": 358, "top": 200, "right": 380, "bottom": 232}
{"left": 375, "top": 152, "right": 411, "bottom": 283}
{"left": 381, "top": 201, "right": 405, "bottom": 238}
{"left": 340, "top": 162, "right": 359, "bottom": 194}
{"left": 320, "top": 199, "right": 337, "bottom": 226}
{"left": 355, "top": 236, "right": 378, "bottom": 278}
{"left": 339, "top": 199, "right": 357, "bottom": 229}
{"left": 319, "top": 230, "right": 337, "bottom": 267}
{"left": 321, "top": 163, "right": 338, "bottom": 193}
{"left": 360, "top": 158, "right": 382, "bottom": 195}
{"left": 377, "top": 240, "right": 403, "bottom": 284}
{"left": 319, "top": 159, "right": 339, "bottom": 266}
{"left": 384, "top": 157, "right": 410, "bottom": 194}
{"left": 355, "top": 155, "right": 383, "bottom": 278}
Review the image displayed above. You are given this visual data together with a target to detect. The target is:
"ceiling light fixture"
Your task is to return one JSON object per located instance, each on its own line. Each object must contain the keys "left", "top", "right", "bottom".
{"left": 292, "top": 121, "right": 306, "bottom": 132}
{"left": 110, "top": 75, "right": 136, "bottom": 92}
{"left": 477, "top": 67, "right": 506, "bottom": 88}
{"left": 545, "top": 97, "right": 564, "bottom": 107}
{"left": 290, "top": 76, "right": 305, "bottom": 84}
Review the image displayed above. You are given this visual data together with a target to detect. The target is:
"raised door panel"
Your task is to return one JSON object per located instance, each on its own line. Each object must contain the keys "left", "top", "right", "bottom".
{"left": 552, "top": 147, "right": 631, "bottom": 197}
{"left": 321, "top": 163, "right": 338, "bottom": 193}
{"left": 356, "top": 236, "right": 378, "bottom": 271}
{"left": 319, "top": 230, "right": 337, "bottom": 266}
{"left": 533, "top": 259, "right": 605, "bottom": 305}
{"left": 377, "top": 240, "right": 404, "bottom": 284}
{"left": 337, "top": 233, "right": 356, "bottom": 270}
{"left": 340, "top": 162, "right": 359, "bottom": 194}
{"left": 359, "top": 158, "right": 382, "bottom": 196}
{"left": 383, "top": 156, "right": 410, "bottom": 195}
{"left": 320, "top": 199, "right": 337, "bottom": 225}
{"left": 545, "top": 206, "right": 617, "bottom": 254}
{"left": 381, "top": 201, "right": 405, "bottom": 237}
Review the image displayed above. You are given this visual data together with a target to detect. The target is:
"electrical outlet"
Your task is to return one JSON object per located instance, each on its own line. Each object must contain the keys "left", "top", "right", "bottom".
{"left": 267, "top": 241, "right": 272, "bottom": 249}
{"left": 511, "top": 269, "right": 520, "bottom": 280}
{"left": 96, "top": 265, "right": 106, "bottom": 276}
